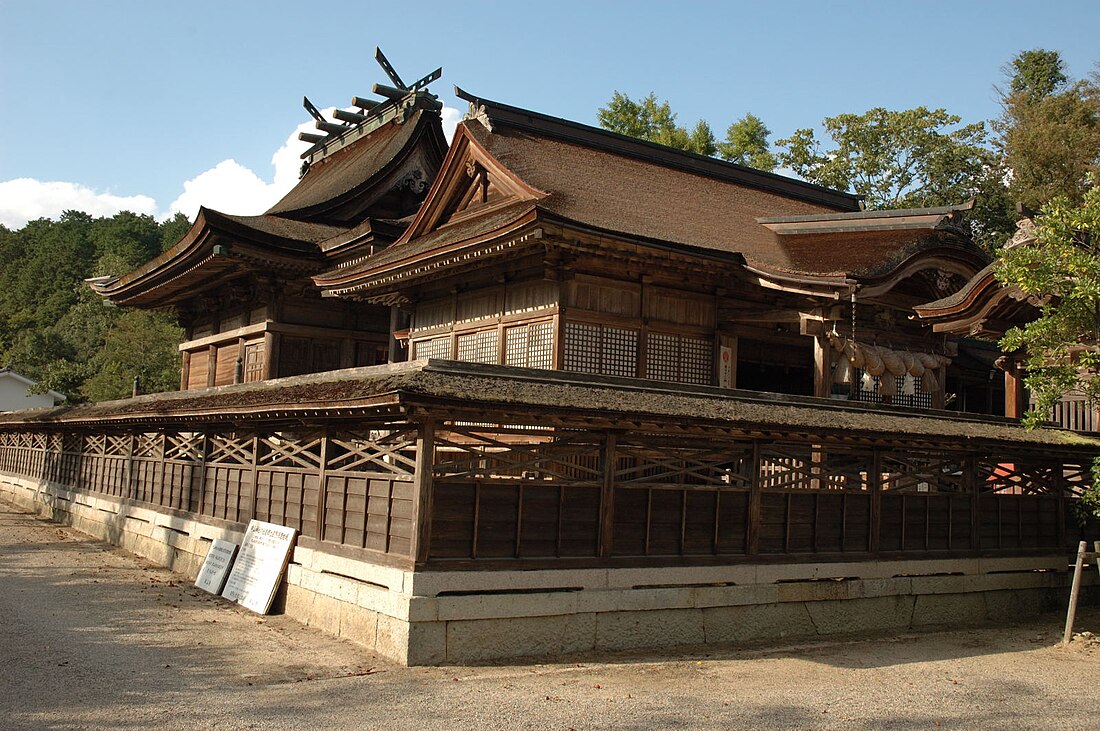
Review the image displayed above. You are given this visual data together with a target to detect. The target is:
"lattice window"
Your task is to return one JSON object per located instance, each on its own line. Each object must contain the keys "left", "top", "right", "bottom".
{"left": 165, "top": 432, "right": 204, "bottom": 462}
{"left": 882, "top": 452, "right": 967, "bottom": 493}
{"left": 852, "top": 371, "right": 934, "bottom": 409}
{"left": 206, "top": 434, "right": 255, "bottom": 465}
{"left": 326, "top": 428, "right": 418, "bottom": 476}
{"left": 645, "top": 332, "right": 712, "bottom": 385}
{"left": 455, "top": 328, "right": 500, "bottom": 364}
{"left": 759, "top": 444, "right": 872, "bottom": 491}
{"left": 563, "top": 322, "right": 638, "bottom": 377}
{"left": 977, "top": 459, "right": 1060, "bottom": 495}
{"left": 414, "top": 336, "right": 452, "bottom": 360}
{"left": 616, "top": 443, "right": 754, "bottom": 490}
{"left": 504, "top": 321, "right": 554, "bottom": 369}
{"left": 259, "top": 433, "right": 323, "bottom": 470}
{"left": 434, "top": 427, "right": 602, "bottom": 483}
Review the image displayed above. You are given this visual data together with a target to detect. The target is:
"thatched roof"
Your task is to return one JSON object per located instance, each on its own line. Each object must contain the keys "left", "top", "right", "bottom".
{"left": 1, "top": 361, "right": 1094, "bottom": 453}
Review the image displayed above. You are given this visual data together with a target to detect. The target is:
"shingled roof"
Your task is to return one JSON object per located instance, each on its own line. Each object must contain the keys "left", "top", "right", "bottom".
{"left": 1, "top": 360, "right": 1094, "bottom": 453}
{"left": 317, "top": 91, "right": 987, "bottom": 296}
{"left": 93, "top": 107, "right": 447, "bottom": 309}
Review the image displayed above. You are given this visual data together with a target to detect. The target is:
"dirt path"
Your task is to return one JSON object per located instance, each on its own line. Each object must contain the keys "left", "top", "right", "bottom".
{"left": 2, "top": 502, "right": 1097, "bottom": 731}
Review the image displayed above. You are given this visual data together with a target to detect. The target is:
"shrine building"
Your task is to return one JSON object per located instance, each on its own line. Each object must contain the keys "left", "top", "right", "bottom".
{"left": 1, "top": 56, "right": 1096, "bottom": 664}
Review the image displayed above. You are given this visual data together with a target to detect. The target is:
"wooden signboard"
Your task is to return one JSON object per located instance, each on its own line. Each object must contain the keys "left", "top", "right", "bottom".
{"left": 195, "top": 538, "right": 239, "bottom": 595}
{"left": 221, "top": 520, "right": 298, "bottom": 614}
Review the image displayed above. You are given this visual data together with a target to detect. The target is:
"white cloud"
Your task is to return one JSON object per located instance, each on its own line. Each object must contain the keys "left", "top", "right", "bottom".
{"left": 0, "top": 178, "right": 157, "bottom": 229}
{"left": 441, "top": 104, "right": 462, "bottom": 142}
{"left": 166, "top": 117, "right": 315, "bottom": 220}
{"left": 1, "top": 102, "right": 464, "bottom": 229}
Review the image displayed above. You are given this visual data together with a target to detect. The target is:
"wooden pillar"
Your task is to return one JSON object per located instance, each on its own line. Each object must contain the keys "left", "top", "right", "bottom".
{"left": 411, "top": 419, "right": 436, "bottom": 564}
{"left": 1004, "top": 360, "right": 1028, "bottom": 419}
{"left": 968, "top": 452, "right": 980, "bottom": 550}
{"left": 315, "top": 430, "right": 328, "bottom": 541}
{"left": 180, "top": 350, "right": 191, "bottom": 391}
{"left": 206, "top": 344, "right": 217, "bottom": 388}
{"left": 388, "top": 306, "right": 402, "bottom": 364}
{"left": 262, "top": 331, "right": 279, "bottom": 380}
{"left": 747, "top": 440, "right": 762, "bottom": 555}
{"left": 598, "top": 433, "right": 618, "bottom": 557}
{"left": 869, "top": 448, "right": 882, "bottom": 553}
{"left": 813, "top": 334, "right": 830, "bottom": 398}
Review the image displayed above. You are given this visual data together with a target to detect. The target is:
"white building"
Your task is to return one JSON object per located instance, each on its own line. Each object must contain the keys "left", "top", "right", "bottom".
{"left": 0, "top": 369, "right": 66, "bottom": 412}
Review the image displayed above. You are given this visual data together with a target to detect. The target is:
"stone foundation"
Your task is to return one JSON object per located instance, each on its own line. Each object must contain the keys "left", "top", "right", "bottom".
{"left": 3, "top": 473, "right": 1094, "bottom": 666}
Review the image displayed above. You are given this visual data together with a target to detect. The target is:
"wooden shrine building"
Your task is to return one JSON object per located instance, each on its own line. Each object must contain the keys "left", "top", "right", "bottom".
{"left": 2, "top": 57, "right": 1097, "bottom": 664}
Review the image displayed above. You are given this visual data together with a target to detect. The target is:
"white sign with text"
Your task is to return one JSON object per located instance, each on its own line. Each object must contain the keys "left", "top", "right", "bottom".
{"left": 195, "top": 538, "right": 239, "bottom": 595}
{"left": 221, "top": 520, "right": 298, "bottom": 614}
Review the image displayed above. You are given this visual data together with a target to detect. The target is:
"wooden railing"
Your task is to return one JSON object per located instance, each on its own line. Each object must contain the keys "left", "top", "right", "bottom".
{"left": 0, "top": 423, "right": 423, "bottom": 566}
{"left": 1037, "top": 392, "right": 1100, "bottom": 434}
{"left": 0, "top": 415, "right": 1097, "bottom": 570}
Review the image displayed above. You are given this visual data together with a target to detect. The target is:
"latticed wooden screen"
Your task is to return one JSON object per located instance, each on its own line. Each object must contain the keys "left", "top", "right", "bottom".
{"left": 455, "top": 329, "right": 500, "bottom": 364}
{"left": 0, "top": 425, "right": 420, "bottom": 561}
{"left": 414, "top": 336, "right": 451, "bottom": 360}
{"left": 644, "top": 332, "right": 713, "bottom": 385}
{"left": 504, "top": 321, "right": 554, "bottom": 369}
{"left": 562, "top": 322, "right": 638, "bottom": 377}
{"left": 0, "top": 419, "right": 1095, "bottom": 567}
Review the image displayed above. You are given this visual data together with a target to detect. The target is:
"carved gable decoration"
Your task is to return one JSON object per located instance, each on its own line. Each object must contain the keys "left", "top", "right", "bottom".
{"left": 400, "top": 124, "right": 546, "bottom": 241}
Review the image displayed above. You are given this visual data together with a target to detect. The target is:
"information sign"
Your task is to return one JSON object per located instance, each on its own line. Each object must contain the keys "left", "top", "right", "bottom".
{"left": 195, "top": 538, "right": 238, "bottom": 594}
{"left": 221, "top": 520, "right": 298, "bottom": 614}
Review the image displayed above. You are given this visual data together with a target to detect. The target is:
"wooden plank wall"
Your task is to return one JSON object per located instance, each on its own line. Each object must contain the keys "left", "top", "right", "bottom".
{"left": 0, "top": 424, "right": 419, "bottom": 564}
{"left": 427, "top": 424, "right": 1099, "bottom": 564}
{"left": 1, "top": 419, "right": 1097, "bottom": 570}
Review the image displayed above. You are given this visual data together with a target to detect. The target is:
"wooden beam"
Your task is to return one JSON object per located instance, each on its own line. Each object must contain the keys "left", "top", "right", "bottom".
{"left": 598, "top": 432, "right": 618, "bottom": 557}
{"left": 411, "top": 419, "right": 436, "bottom": 564}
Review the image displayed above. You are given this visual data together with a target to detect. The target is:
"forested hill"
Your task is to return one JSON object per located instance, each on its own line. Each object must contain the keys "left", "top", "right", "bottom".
{"left": 0, "top": 211, "right": 190, "bottom": 403}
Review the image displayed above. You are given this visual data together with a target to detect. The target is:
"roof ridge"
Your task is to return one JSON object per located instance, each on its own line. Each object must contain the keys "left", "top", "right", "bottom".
{"left": 453, "top": 86, "right": 862, "bottom": 211}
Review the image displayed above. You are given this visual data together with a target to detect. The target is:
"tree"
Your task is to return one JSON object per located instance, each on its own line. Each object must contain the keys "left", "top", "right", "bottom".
{"left": 996, "top": 185, "right": 1100, "bottom": 514}
{"left": 1008, "top": 49, "right": 1069, "bottom": 102}
{"left": 996, "top": 50, "right": 1100, "bottom": 211}
{"left": 718, "top": 113, "right": 777, "bottom": 172}
{"left": 777, "top": 107, "right": 993, "bottom": 210}
{"left": 597, "top": 92, "right": 719, "bottom": 156}
{"left": 997, "top": 185, "right": 1100, "bottom": 417}
{"left": 0, "top": 211, "right": 185, "bottom": 402}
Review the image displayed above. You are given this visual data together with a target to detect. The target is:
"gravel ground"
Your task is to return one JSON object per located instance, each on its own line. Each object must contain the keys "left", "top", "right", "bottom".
{"left": 2, "top": 501, "right": 1098, "bottom": 731}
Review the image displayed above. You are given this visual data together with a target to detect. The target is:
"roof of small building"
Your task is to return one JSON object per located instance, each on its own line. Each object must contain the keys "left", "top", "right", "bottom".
{"left": 0, "top": 369, "right": 66, "bottom": 404}
{"left": 1, "top": 360, "right": 1093, "bottom": 452}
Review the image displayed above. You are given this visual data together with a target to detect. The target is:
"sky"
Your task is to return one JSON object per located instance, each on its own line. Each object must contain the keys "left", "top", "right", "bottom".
{"left": 1, "top": 0, "right": 1098, "bottom": 229}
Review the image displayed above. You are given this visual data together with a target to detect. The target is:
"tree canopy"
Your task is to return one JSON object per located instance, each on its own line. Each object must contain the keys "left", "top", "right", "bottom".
{"left": 597, "top": 92, "right": 774, "bottom": 168}
{"left": 776, "top": 107, "right": 993, "bottom": 210}
{"left": 996, "top": 51, "right": 1100, "bottom": 211}
{"left": 0, "top": 211, "right": 184, "bottom": 402}
{"left": 718, "top": 114, "right": 777, "bottom": 172}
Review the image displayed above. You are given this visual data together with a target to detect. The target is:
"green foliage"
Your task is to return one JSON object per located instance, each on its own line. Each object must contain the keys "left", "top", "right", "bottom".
{"left": 776, "top": 107, "right": 993, "bottom": 209}
{"left": 597, "top": 92, "right": 721, "bottom": 157}
{"left": 0, "top": 211, "right": 185, "bottom": 403}
{"left": 998, "top": 77, "right": 1100, "bottom": 211}
{"left": 718, "top": 113, "right": 777, "bottom": 172}
{"left": 1008, "top": 49, "right": 1069, "bottom": 102}
{"left": 996, "top": 185, "right": 1100, "bottom": 434}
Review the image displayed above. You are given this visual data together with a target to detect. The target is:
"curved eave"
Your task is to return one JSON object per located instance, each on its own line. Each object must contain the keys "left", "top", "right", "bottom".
{"left": 855, "top": 244, "right": 990, "bottom": 298}
{"left": 316, "top": 209, "right": 542, "bottom": 299}
{"left": 914, "top": 267, "right": 1037, "bottom": 337}
{"left": 91, "top": 207, "right": 328, "bottom": 308}
{"left": 266, "top": 111, "right": 448, "bottom": 223}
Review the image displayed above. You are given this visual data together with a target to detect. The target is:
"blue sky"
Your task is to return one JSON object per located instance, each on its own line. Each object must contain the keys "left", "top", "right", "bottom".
{"left": 1, "top": 0, "right": 1097, "bottom": 228}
